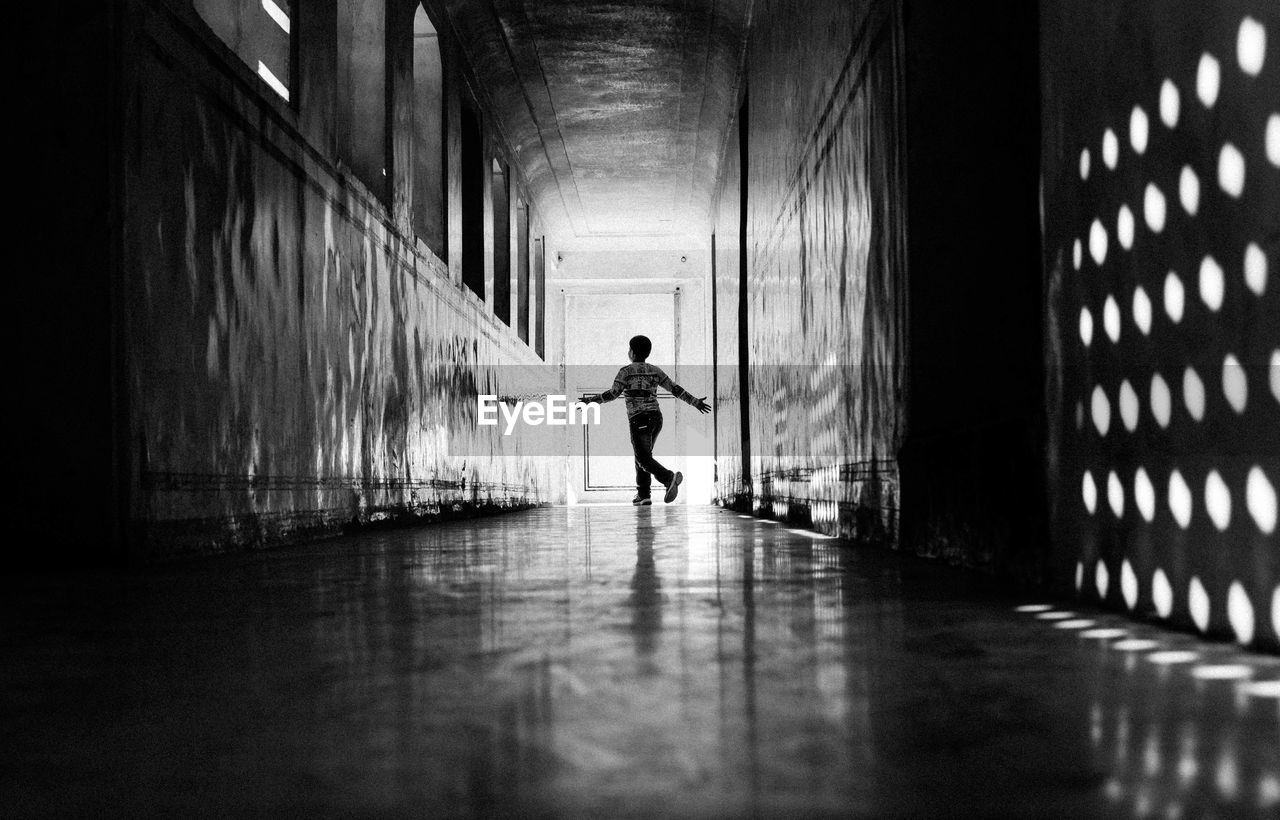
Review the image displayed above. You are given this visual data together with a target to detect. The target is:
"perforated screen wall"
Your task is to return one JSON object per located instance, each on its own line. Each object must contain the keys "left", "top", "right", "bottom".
{"left": 1043, "top": 1, "right": 1279, "bottom": 650}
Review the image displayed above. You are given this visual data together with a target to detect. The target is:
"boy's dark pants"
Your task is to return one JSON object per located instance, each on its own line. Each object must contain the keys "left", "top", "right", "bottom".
{"left": 629, "top": 411, "right": 674, "bottom": 497}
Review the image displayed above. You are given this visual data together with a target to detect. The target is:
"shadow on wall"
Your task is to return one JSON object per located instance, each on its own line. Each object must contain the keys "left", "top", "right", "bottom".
{"left": 896, "top": 0, "right": 1045, "bottom": 581}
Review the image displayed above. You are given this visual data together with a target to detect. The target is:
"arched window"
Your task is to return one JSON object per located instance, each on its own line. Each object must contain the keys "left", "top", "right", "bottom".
{"left": 412, "top": 6, "right": 446, "bottom": 259}
{"left": 194, "top": 0, "right": 292, "bottom": 101}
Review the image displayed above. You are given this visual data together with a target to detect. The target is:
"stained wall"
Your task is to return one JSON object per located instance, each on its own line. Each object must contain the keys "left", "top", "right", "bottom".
{"left": 114, "top": 0, "right": 560, "bottom": 561}
{"left": 1042, "top": 0, "right": 1279, "bottom": 649}
{"left": 711, "top": 0, "right": 907, "bottom": 541}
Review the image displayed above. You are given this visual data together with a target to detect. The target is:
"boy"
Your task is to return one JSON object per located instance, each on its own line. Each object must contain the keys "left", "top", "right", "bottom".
{"left": 583, "top": 335, "right": 711, "bottom": 505}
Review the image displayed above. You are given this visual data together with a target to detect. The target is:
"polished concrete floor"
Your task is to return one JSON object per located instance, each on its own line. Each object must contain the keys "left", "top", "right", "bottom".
{"left": 3, "top": 506, "right": 1278, "bottom": 817}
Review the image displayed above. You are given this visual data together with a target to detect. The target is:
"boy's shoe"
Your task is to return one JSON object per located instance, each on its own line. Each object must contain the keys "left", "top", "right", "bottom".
{"left": 632, "top": 496, "right": 652, "bottom": 506}
{"left": 663, "top": 472, "right": 683, "bottom": 503}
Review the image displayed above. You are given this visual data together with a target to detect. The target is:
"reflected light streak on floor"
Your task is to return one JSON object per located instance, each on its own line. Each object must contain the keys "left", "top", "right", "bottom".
{"left": 1, "top": 506, "right": 1277, "bottom": 817}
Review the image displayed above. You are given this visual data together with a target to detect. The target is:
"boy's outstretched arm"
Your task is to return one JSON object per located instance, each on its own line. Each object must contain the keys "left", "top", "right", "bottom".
{"left": 581, "top": 369, "right": 629, "bottom": 404}
{"left": 660, "top": 372, "right": 712, "bottom": 414}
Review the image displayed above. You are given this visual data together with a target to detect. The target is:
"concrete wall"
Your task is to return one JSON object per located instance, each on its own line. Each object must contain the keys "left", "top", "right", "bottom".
{"left": 1042, "top": 0, "right": 1279, "bottom": 650}
{"left": 711, "top": 0, "right": 907, "bottom": 541}
{"left": 110, "top": 0, "right": 559, "bottom": 561}
{"left": 711, "top": 128, "right": 746, "bottom": 506}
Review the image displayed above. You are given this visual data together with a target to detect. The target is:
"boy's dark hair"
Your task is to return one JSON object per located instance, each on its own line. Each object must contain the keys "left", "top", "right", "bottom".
{"left": 629, "top": 335, "right": 652, "bottom": 359}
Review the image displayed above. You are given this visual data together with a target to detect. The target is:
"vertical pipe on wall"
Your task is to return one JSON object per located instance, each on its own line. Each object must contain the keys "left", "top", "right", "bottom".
{"left": 737, "top": 96, "right": 752, "bottom": 503}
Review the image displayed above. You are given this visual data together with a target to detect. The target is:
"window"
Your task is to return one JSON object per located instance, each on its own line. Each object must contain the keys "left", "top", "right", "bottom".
{"left": 492, "top": 159, "right": 511, "bottom": 325}
{"left": 517, "top": 201, "right": 531, "bottom": 343}
{"left": 534, "top": 236, "right": 546, "bottom": 358}
{"left": 337, "top": 1, "right": 387, "bottom": 198}
{"left": 460, "top": 101, "right": 485, "bottom": 299}
{"left": 194, "top": 0, "right": 292, "bottom": 102}
{"left": 412, "top": 7, "right": 446, "bottom": 258}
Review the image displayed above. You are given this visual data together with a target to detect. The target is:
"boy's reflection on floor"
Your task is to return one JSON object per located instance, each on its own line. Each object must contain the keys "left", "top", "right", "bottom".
{"left": 629, "top": 508, "right": 662, "bottom": 671}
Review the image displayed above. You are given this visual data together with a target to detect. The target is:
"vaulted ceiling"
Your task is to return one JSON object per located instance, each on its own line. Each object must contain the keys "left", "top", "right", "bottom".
{"left": 442, "top": 0, "right": 750, "bottom": 250}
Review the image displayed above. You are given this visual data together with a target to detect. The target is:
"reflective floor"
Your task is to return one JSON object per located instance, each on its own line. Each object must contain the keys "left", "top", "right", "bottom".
{"left": 4, "top": 506, "right": 1278, "bottom": 817}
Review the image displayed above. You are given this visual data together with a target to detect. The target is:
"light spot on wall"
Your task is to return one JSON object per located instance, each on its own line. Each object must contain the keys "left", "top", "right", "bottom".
{"left": 1217, "top": 143, "right": 1246, "bottom": 198}
{"left": 1104, "top": 295, "right": 1121, "bottom": 342}
{"left": 1163, "top": 271, "right": 1186, "bottom": 322}
{"left": 1196, "top": 53, "right": 1221, "bottom": 107}
{"left": 1055, "top": 619, "right": 1097, "bottom": 630}
{"left": 1108, "top": 470, "right": 1125, "bottom": 517}
{"left": 1132, "top": 286, "right": 1152, "bottom": 334}
{"left": 1079, "top": 307, "right": 1094, "bottom": 346}
{"left": 1268, "top": 114, "right": 1280, "bottom": 167}
{"left": 1119, "top": 380, "right": 1139, "bottom": 431}
{"left": 1179, "top": 166, "right": 1200, "bottom": 215}
{"left": 1090, "top": 218, "right": 1108, "bottom": 265}
{"left": 1080, "top": 148, "right": 1092, "bottom": 180}
{"left": 1236, "top": 16, "right": 1266, "bottom": 76}
{"left": 1129, "top": 106, "right": 1150, "bottom": 154}
{"left": 1096, "top": 559, "right": 1111, "bottom": 598}
{"left": 1116, "top": 205, "right": 1135, "bottom": 250}
{"left": 1114, "top": 638, "right": 1160, "bottom": 651}
{"left": 1241, "top": 681, "right": 1280, "bottom": 699}
{"left": 1075, "top": 561, "right": 1085, "bottom": 591}
{"left": 1221, "top": 353, "right": 1247, "bottom": 414}
{"left": 1159, "top": 79, "right": 1180, "bottom": 127}
{"left": 1152, "top": 568, "right": 1175, "bottom": 618}
{"left": 1142, "top": 183, "right": 1166, "bottom": 233}
{"left": 1189, "top": 576, "right": 1211, "bottom": 632}
{"left": 1135, "top": 466, "right": 1155, "bottom": 521}
{"left": 1199, "top": 255, "right": 1225, "bottom": 311}
{"left": 1015, "top": 604, "right": 1054, "bottom": 613}
{"left": 1271, "top": 350, "right": 1280, "bottom": 405}
{"left": 1150, "top": 372, "right": 1172, "bottom": 428}
{"left": 1092, "top": 384, "right": 1112, "bottom": 435}
{"left": 1073, "top": 238, "right": 1083, "bottom": 270}
{"left": 1227, "top": 581, "right": 1255, "bottom": 644}
{"left": 1243, "top": 242, "right": 1267, "bottom": 296}
{"left": 1190, "top": 663, "right": 1252, "bottom": 680}
{"left": 1168, "top": 470, "right": 1193, "bottom": 529}
{"left": 1121, "top": 559, "right": 1139, "bottom": 610}
{"left": 1204, "top": 470, "right": 1232, "bottom": 531}
{"left": 1246, "top": 466, "right": 1277, "bottom": 534}
{"left": 1183, "top": 366, "right": 1206, "bottom": 421}
{"left": 1148, "top": 649, "right": 1199, "bottom": 664}
{"left": 1273, "top": 586, "right": 1280, "bottom": 641}
{"left": 1103, "top": 128, "right": 1119, "bottom": 169}
{"left": 1083, "top": 470, "right": 1098, "bottom": 514}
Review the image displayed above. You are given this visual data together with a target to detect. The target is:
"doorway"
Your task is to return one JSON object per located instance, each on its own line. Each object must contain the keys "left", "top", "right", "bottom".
{"left": 563, "top": 291, "right": 679, "bottom": 501}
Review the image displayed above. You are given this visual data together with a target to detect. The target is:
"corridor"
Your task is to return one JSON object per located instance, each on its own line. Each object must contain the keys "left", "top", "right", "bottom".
{"left": 5, "top": 506, "right": 1278, "bottom": 817}
{"left": 12, "top": 0, "right": 1280, "bottom": 815}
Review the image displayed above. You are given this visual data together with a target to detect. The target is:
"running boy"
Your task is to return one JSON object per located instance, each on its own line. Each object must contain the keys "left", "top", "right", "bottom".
{"left": 583, "top": 335, "right": 711, "bottom": 505}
